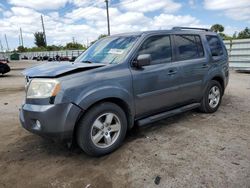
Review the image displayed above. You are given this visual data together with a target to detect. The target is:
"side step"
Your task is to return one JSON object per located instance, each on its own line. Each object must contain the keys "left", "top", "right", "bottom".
{"left": 136, "top": 103, "right": 200, "bottom": 126}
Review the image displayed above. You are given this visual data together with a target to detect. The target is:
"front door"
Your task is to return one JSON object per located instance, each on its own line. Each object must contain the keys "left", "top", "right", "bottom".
{"left": 130, "top": 35, "right": 182, "bottom": 117}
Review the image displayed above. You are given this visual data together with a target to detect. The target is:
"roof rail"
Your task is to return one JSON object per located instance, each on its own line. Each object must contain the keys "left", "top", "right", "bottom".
{"left": 172, "top": 27, "right": 212, "bottom": 32}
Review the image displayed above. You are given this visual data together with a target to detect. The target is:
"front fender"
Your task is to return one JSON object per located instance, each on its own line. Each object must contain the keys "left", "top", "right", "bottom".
{"left": 76, "top": 86, "right": 135, "bottom": 116}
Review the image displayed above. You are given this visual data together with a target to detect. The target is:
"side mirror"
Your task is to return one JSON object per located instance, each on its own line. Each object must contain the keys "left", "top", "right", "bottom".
{"left": 133, "top": 54, "right": 151, "bottom": 68}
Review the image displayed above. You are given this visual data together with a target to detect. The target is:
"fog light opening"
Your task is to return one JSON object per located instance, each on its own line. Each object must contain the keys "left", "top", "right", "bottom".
{"left": 34, "top": 120, "right": 41, "bottom": 130}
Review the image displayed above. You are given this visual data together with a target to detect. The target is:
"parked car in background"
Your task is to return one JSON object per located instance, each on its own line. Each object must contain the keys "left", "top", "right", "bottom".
{"left": 0, "top": 61, "right": 10, "bottom": 75}
{"left": 20, "top": 27, "right": 229, "bottom": 156}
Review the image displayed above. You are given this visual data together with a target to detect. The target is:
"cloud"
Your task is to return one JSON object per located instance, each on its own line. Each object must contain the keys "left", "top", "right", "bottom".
{"left": 188, "top": 0, "right": 198, "bottom": 8}
{"left": 0, "top": 2, "right": 5, "bottom": 12}
{"left": 223, "top": 25, "right": 243, "bottom": 36}
{"left": 48, "top": 12, "right": 60, "bottom": 20}
{"left": 204, "top": 0, "right": 250, "bottom": 10}
{"left": 8, "top": 0, "right": 68, "bottom": 10}
{"left": 2, "top": 10, "right": 13, "bottom": 17}
{"left": 120, "top": 0, "right": 181, "bottom": 13}
{"left": 65, "top": 7, "right": 109, "bottom": 22}
{"left": 152, "top": 14, "right": 200, "bottom": 29}
{"left": 204, "top": 0, "right": 250, "bottom": 21}
{"left": 224, "top": 7, "right": 250, "bottom": 22}
{"left": 0, "top": 1, "right": 205, "bottom": 50}
{"left": 0, "top": 6, "right": 104, "bottom": 48}
{"left": 0, "top": 2, "right": 5, "bottom": 8}
{"left": 1, "top": 0, "right": 241, "bottom": 50}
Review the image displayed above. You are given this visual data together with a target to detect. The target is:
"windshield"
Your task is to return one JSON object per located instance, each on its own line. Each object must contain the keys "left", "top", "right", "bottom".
{"left": 75, "top": 36, "right": 139, "bottom": 64}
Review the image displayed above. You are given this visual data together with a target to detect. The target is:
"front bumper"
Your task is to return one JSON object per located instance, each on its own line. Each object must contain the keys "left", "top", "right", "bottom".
{"left": 19, "top": 102, "right": 82, "bottom": 141}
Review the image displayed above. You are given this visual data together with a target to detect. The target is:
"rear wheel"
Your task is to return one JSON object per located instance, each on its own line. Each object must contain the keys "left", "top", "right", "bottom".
{"left": 199, "top": 80, "right": 222, "bottom": 113}
{"left": 77, "top": 102, "right": 127, "bottom": 156}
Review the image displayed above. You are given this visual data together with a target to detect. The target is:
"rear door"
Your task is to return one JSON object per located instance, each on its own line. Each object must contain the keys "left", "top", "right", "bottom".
{"left": 172, "top": 34, "right": 208, "bottom": 103}
{"left": 205, "top": 35, "right": 229, "bottom": 87}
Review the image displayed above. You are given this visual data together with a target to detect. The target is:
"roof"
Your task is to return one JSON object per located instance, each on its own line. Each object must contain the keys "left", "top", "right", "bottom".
{"left": 111, "top": 27, "right": 216, "bottom": 37}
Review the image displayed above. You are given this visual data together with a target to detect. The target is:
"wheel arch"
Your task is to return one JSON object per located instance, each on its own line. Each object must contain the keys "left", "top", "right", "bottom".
{"left": 211, "top": 76, "right": 225, "bottom": 94}
{"left": 72, "top": 96, "right": 134, "bottom": 143}
{"left": 85, "top": 97, "right": 134, "bottom": 129}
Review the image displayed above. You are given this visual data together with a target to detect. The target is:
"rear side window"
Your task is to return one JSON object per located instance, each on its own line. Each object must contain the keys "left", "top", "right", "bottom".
{"left": 138, "top": 35, "right": 171, "bottom": 64}
{"left": 175, "top": 35, "right": 204, "bottom": 61}
{"left": 206, "top": 35, "right": 223, "bottom": 56}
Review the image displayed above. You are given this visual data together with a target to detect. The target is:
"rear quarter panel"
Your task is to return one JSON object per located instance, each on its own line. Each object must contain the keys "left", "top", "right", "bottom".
{"left": 201, "top": 33, "right": 229, "bottom": 94}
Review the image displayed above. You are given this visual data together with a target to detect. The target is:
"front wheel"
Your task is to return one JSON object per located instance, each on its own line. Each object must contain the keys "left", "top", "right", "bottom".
{"left": 76, "top": 102, "right": 127, "bottom": 156}
{"left": 199, "top": 80, "right": 222, "bottom": 113}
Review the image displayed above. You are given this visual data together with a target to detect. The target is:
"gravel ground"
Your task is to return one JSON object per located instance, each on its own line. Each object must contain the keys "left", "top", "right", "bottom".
{"left": 0, "top": 61, "right": 249, "bottom": 188}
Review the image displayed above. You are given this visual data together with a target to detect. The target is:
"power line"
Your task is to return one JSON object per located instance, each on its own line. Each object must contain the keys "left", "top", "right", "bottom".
{"left": 58, "top": 3, "right": 75, "bottom": 14}
{"left": 58, "top": 0, "right": 137, "bottom": 41}
{"left": 110, "top": 0, "right": 136, "bottom": 7}
{"left": 63, "top": 3, "right": 104, "bottom": 19}
{"left": 60, "top": 1, "right": 103, "bottom": 15}
{"left": 63, "top": 0, "right": 136, "bottom": 26}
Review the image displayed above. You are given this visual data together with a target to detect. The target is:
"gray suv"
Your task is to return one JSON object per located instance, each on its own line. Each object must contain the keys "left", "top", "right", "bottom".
{"left": 20, "top": 27, "right": 229, "bottom": 156}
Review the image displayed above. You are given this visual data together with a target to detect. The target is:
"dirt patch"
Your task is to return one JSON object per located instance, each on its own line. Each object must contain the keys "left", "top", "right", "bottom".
{"left": 0, "top": 62, "right": 249, "bottom": 188}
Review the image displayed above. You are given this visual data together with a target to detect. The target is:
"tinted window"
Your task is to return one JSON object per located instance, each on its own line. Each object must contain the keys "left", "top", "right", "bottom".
{"left": 206, "top": 35, "right": 223, "bottom": 56}
{"left": 175, "top": 35, "right": 204, "bottom": 61}
{"left": 195, "top": 36, "right": 204, "bottom": 57}
{"left": 138, "top": 35, "right": 171, "bottom": 64}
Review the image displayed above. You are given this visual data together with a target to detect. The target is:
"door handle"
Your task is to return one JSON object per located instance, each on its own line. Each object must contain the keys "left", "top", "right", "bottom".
{"left": 202, "top": 64, "right": 208, "bottom": 68}
{"left": 168, "top": 69, "right": 177, "bottom": 75}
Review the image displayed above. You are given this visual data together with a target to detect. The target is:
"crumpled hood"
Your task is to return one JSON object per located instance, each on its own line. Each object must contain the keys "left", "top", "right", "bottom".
{"left": 22, "top": 61, "right": 106, "bottom": 78}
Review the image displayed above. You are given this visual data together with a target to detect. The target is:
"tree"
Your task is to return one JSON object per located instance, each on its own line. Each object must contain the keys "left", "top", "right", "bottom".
{"left": 34, "top": 32, "right": 46, "bottom": 47}
{"left": 64, "top": 42, "right": 84, "bottom": 50}
{"left": 218, "top": 33, "right": 233, "bottom": 40}
{"left": 17, "top": 45, "right": 27, "bottom": 52}
{"left": 210, "top": 24, "right": 224, "bottom": 33}
{"left": 238, "top": 27, "right": 250, "bottom": 39}
{"left": 90, "top": 34, "right": 108, "bottom": 46}
{"left": 98, "top": 34, "right": 108, "bottom": 40}
{"left": 46, "top": 45, "right": 63, "bottom": 51}
{"left": 232, "top": 32, "right": 237, "bottom": 39}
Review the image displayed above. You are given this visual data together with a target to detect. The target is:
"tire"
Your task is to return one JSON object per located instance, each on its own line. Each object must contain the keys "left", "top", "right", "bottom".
{"left": 76, "top": 102, "right": 127, "bottom": 156}
{"left": 199, "top": 80, "right": 222, "bottom": 113}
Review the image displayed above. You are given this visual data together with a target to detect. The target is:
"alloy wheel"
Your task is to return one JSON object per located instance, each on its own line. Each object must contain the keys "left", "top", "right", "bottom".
{"left": 90, "top": 113, "right": 121, "bottom": 148}
{"left": 208, "top": 86, "right": 220, "bottom": 108}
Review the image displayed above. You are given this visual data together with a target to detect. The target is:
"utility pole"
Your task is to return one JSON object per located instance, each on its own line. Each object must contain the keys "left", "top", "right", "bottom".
{"left": 104, "top": 0, "right": 110, "bottom": 35}
{"left": 4, "top": 34, "right": 9, "bottom": 51}
{"left": 0, "top": 39, "right": 4, "bottom": 52}
{"left": 18, "top": 35, "right": 21, "bottom": 46}
{"left": 41, "top": 15, "right": 47, "bottom": 46}
{"left": 0, "top": 39, "right": 4, "bottom": 59}
{"left": 20, "top": 27, "right": 24, "bottom": 47}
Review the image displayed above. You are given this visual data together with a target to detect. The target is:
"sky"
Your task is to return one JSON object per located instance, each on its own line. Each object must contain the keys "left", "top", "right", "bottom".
{"left": 0, "top": 0, "right": 249, "bottom": 50}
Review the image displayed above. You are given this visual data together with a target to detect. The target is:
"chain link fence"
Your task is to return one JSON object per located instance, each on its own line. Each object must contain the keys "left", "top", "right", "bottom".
{"left": 0, "top": 50, "right": 84, "bottom": 61}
